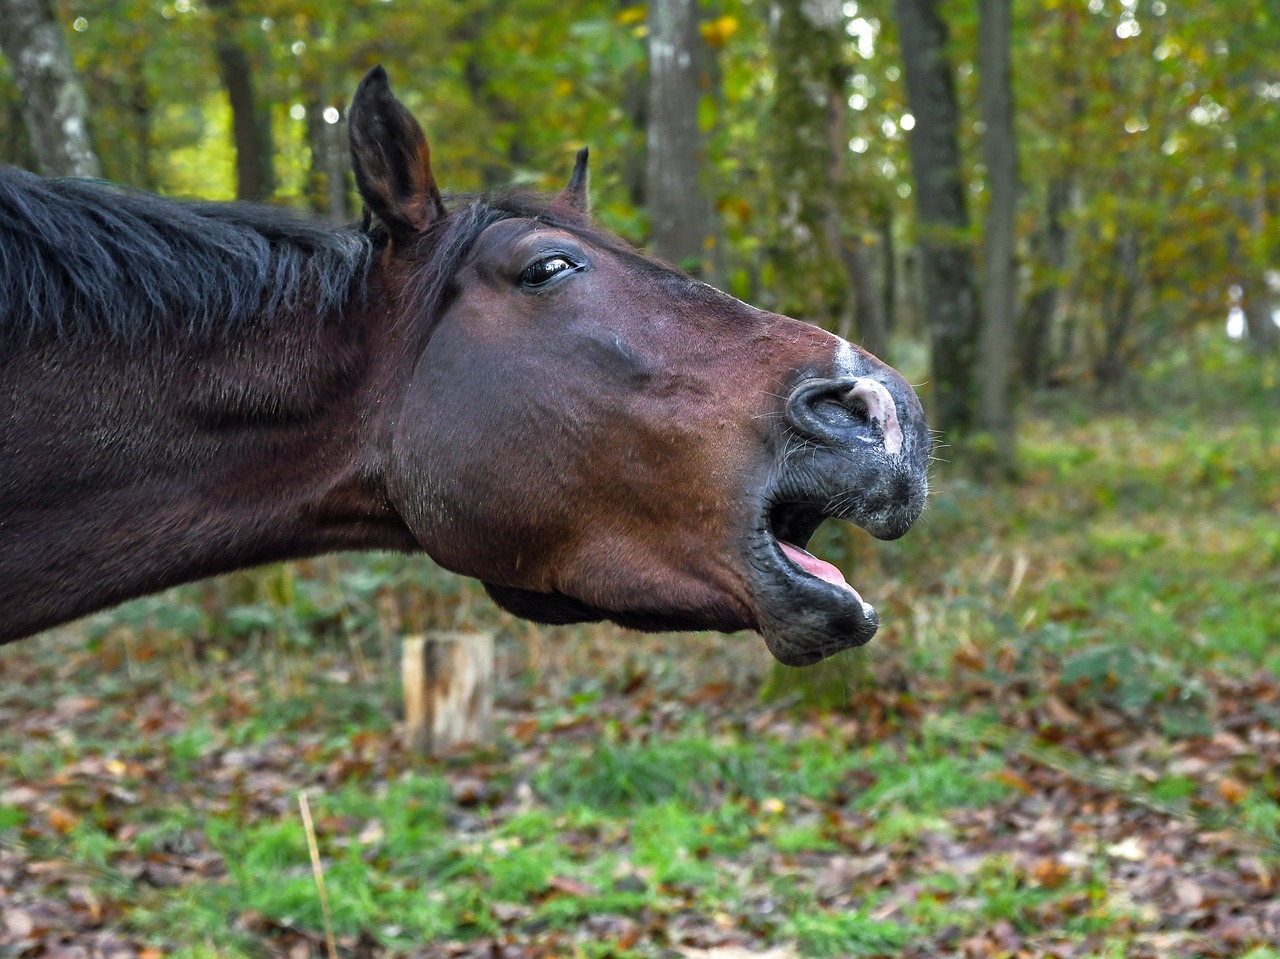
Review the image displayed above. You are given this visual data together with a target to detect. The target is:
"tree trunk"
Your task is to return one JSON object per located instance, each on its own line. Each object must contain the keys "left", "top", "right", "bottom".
{"left": 206, "top": 0, "right": 274, "bottom": 201}
{"left": 306, "top": 99, "right": 351, "bottom": 220}
{"left": 1019, "top": 6, "right": 1081, "bottom": 388}
{"left": 824, "top": 52, "right": 889, "bottom": 358}
{"left": 768, "top": 0, "right": 846, "bottom": 328}
{"left": 0, "top": 0, "right": 100, "bottom": 177}
{"left": 1020, "top": 176, "right": 1069, "bottom": 387}
{"left": 842, "top": 236, "right": 890, "bottom": 359}
{"left": 894, "top": 0, "right": 981, "bottom": 437}
{"left": 0, "top": 74, "right": 37, "bottom": 168}
{"left": 130, "top": 67, "right": 153, "bottom": 191}
{"left": 1240, "top": 275, "right": 1278, "bottom": 351}
{"left": 1230, "top": 161, "right": 1280, "bottom": 354}
{"left": 402, "top": 632, "right": 495, "bottom": 756}
{"left": 879, "top": 205, "right": 897, "bottom": 338}
{"left": 302, "top": 33, "right": 353, "bottom": 223}
{"left": 975, "top": 0, "right": 1019, "bottom": 474}
{"left": 323, "top": 112, "right": 351, "bottom": 220}
{"left": 646, "top": 0, "right": 710, "bottom": 273}
{"left": 1250, "top": 299, "right": 1280, "bottom": 351}
{"left": 1093, "top": 231, "right": 1142, "bottom": 390}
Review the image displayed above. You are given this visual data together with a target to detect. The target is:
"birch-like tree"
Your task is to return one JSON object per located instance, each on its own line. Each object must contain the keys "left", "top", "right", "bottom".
{"left": 646, "top": 0, "right": 710, "bottom": 272}
{"left": 0, "top": 0, "right": 100, "bottom": 177}
{"left": 976, "top": 0, "right": 1019, "bottom": 471}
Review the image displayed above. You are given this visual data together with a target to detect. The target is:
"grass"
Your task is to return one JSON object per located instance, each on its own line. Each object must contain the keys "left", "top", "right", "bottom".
{"left": 1, "top": 348, "right": 1278, "bottom": 957}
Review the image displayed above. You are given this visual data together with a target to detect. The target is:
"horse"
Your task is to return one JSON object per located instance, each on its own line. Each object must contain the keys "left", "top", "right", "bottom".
{"left": 0, "top": 67, "right": 930, "bottom": 667}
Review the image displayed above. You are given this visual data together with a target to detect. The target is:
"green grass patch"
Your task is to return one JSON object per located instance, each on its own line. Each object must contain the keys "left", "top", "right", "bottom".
{"left": 788, "top": 910, "right": 912, "bottom": 958}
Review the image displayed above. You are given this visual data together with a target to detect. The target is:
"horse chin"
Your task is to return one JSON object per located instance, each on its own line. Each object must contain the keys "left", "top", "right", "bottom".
{"left": 743, "top": 504, "right": 886, "bottom": 667}
{"left": 752, "top": 567, "right": 881, "bottom": 667}
{"left": 484, "top": 580, "right": 754, "bottom": 635}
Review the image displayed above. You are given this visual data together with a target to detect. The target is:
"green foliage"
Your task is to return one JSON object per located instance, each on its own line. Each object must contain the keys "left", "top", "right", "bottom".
{"left": 854, "top": 742, "right": 1011, "bottom": 816}
{"left": 533, "top": 733, "right": 817, "bottom": 809}
{"left": 788, "top": 910, "right": 911, "bottom": 958}
{"left": 1060, "top": 642, "right": 1215, "bottom": 736}
{"left": 0, "top": 804, "right": 27, "bottom": 833}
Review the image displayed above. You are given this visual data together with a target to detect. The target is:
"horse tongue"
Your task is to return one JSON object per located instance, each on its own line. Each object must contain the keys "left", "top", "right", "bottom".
{"left": 780, "top": 541, "right": 862, "bottom": 600}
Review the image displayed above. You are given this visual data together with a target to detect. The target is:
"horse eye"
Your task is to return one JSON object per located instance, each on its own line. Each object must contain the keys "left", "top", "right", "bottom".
{"left": 519, "top": 255, "right": 576, "bottom": 289}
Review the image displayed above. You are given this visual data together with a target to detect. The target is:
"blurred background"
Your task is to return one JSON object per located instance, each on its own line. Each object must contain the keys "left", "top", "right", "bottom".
{"left": 1, "top": 1, "right": 1278, "bottom": 956}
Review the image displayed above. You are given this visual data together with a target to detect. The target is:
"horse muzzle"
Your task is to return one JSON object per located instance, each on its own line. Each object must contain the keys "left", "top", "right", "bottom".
{"left": 744, "top": 350, "right": 931, "bottom": 666}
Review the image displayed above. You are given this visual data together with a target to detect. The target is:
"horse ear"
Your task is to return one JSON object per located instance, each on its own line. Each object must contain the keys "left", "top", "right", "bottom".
{"left": 553, "top": 147, "right": 590, "bottom": 215}
{"left": 348, "top": 66, "right": 446, "bottom": 242}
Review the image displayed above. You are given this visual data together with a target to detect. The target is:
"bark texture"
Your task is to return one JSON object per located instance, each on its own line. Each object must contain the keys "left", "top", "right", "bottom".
{"left": 1020, "top": 176, "right": 1070, "bottom": 387}
{"left": 769, "top": 0, "right": 888, "bottom": 355}
{"left": 895, "top": 0, "right": 981, "bottom": 436}
{"left": 207, "top": 0, "right": 274, "bottom": 201}
{"left": 646, "top": 0, "right": 710, "bottom": 272}
{"left": 1229, "top": 160, "right": 1280, "bottom": 354}
{"left": 976, "top": 0, "right": 1019, "bottom": 471}
{"left": 1019, "top": 6, "right": 1081, "bottom": 388}
{"left": 402, "top": 633, "right": 495, "bottom": 756}
{"left": 0, "top": 0, "right": 100, "bottom": 177}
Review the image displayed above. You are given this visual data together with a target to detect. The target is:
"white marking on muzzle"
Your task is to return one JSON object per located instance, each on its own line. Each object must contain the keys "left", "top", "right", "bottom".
{"left": 832, "top": 337, "right": 860, "bottom": 379}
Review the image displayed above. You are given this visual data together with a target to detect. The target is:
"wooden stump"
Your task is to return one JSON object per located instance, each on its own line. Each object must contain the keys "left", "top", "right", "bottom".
{"left": 402, "top": 631, "right": 495, "bottom": 756}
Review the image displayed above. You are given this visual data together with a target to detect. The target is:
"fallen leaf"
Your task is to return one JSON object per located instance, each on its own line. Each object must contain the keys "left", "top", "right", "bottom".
{"left": 1175, "top": 878, "right": 1205, "bottom": 909}
{"left": 993, "top": 768, "right": 1033, "bottom": 795}
{"left": 546, "top": 875, "right": 598, "bottom": 897}
{"left": 47, "top": 807, "right": 78, "bottom": 834}
{"left": 1031, "top": 857, "right": 1072, "bottom": 888}
{"left": 1217, "top": 777, "right": 1248, "bottom": 803}
{"left": 3, "top": 908, "right": 35, "bottom": 938}
{"left": 1105, "top": 836, "right": 1146, "bottom": 861}
{"left": 1042, "top": 694, "right": 1084, "bottom": 727}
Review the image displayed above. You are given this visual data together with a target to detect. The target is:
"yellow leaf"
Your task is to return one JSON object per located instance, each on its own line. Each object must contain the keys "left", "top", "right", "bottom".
{"left": 992, "top": 768, "right": 1033, "bottom": 795}
{"left": 699, "top": 15, "right": 739, "bottom": 49}
{"left": 1218, "top": 777, "right": 1248, "bottom": 803}
{"left": 1031, "top": 857, "right": 1071, "bottom": 888}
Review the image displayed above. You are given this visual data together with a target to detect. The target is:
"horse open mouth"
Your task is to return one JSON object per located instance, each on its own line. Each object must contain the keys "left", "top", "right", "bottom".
{"left": 749, "top": 499, "right": 882, "bottom": 667}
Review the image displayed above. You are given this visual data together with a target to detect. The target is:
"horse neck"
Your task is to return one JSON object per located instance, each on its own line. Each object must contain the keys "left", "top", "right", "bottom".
{"left": 0, "top": 306, "right": 418, "bottom": 644}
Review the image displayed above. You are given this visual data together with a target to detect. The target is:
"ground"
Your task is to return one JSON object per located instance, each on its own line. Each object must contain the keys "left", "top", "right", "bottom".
{"left": 1, "top": 367, "right": 1277, "bottom": 959}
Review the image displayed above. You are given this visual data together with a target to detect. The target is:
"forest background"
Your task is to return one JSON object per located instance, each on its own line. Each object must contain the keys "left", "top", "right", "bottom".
{"left": 0, "top": 1, "right": 1278, "bottom": 957}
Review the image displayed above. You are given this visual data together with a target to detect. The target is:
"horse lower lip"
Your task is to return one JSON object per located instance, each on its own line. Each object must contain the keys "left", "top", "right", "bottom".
{"left": 746, "top": 524, "right": 881, "bottom": 665}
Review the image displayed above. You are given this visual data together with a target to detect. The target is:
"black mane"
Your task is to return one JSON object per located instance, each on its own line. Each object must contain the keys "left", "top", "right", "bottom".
{"left": 0, "top": 167, "right": 669, "bottom": 350}
{"left": 0, "top": 167, "right": 375, "bottom": 346}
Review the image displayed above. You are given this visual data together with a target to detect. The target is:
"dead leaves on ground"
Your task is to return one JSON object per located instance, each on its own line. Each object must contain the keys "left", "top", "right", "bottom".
{"left": 2, "top": 640, "right": 1280, "bottom": 959}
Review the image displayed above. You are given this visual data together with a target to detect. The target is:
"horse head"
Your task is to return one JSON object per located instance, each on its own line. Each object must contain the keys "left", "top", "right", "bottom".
{"left": 351, "top": 67, "right": 931, "bottom": 667}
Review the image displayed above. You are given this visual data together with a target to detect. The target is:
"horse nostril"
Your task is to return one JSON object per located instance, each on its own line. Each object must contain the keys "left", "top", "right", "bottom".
{"left": 844, "top": 393, "right": 870, "bottom": 423}
{"left": 785, "top": 376, "right": 904, "bottom": 456}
